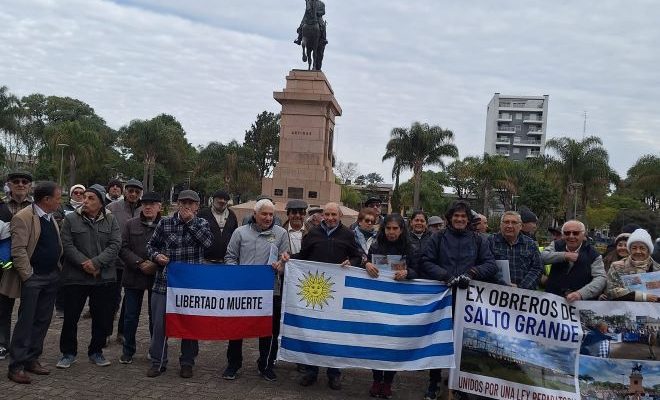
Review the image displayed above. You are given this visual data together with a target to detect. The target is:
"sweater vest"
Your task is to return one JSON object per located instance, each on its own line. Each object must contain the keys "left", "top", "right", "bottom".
{"left": 31, "top": 217, "right": 60, "bottom": 275}
{"left": 545, "top": 240, "right": 599, "bottom": 297}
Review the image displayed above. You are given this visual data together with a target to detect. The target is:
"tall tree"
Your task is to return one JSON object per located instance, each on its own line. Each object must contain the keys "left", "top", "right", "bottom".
{"left": 334, "top": 160, "right": 358, "bottom": 184}
{"left": 446, "top": 158, "right": 479, "bottom": 200}
{"left": 243, "top": 111, "right": 280, "bottom": 178}
{"left": 626, "top": 154, "right": 660, "bottom": 210}
{"left": 544, "top": 136, "right": 618, "bottom": 219}
{"left": 0, "top": 86, "right": 22, "bottom": 167}
{"left": 382, "top": 122, "right": 458, "bottom": 209}
{"left": 119, "top": 114, "right": 191, "bottom": 192}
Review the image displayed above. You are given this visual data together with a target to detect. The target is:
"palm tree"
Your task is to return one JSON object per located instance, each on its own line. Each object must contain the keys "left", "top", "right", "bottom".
{"left": 45, "top": 121, "right": 103, "bottom": 187}
{"left": 544, "top": 136, "right": 617, "bottom": 219}
{"left": 382, "top": 122, "right": 458, "bottom": 210}
{"left": 626, "top": 154, "right": 660, "bottom": 210}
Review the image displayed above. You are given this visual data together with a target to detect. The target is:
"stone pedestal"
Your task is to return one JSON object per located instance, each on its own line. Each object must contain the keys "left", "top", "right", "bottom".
{"left": 262, "top": 70, "right": 342, "bottom": 207}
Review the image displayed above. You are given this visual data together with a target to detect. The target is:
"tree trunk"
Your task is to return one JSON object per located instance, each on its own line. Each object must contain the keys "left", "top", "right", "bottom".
{"left": 412, "top": 164, "right": 422, "bottom": 210}
{"left": 142, "top": 155, "right": 149, "bottom": 191}
{"left": 67, "top": 154, "right": 76, "bottom": 188}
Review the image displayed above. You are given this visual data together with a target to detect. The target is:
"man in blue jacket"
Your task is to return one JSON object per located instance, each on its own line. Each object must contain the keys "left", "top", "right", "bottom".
{"left": 419, "top": 200, "right": 497, "bottom": 400}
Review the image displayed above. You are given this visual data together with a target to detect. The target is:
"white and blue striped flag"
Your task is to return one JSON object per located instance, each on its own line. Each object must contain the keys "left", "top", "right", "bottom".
{"left": 278, "top": 260, "right": 455, "bottom": 370}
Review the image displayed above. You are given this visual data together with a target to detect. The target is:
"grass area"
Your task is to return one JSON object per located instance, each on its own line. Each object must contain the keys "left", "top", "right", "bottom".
{"left": 461, "top": 350, "right": 575, "bottom": 392}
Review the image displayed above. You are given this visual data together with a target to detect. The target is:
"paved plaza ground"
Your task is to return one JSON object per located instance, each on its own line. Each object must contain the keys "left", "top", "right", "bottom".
{"left": 0, "top": 301, "right": 446, "bottom": 399}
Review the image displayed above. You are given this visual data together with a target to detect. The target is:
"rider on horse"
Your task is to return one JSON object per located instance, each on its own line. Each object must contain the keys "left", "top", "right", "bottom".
{"left": 294, "top": 0, "right": 327, "bottom": 45}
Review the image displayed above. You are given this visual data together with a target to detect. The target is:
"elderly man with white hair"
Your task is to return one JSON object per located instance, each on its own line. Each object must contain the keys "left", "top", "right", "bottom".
{"left": 541, "top": 219, "right": 606, "bottom": 301}
{"left": 222, "top": 199, "right": 289, "bottom": 382}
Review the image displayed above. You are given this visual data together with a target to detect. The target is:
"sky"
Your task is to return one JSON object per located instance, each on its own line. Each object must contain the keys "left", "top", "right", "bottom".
{"left": 1, "top": 0, "right": 659, "bottom": 183}
{"left": 579, "top": 356, "right": 660, "bottom": 386}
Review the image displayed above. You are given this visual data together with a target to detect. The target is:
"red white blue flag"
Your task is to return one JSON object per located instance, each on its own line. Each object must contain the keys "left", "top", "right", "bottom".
{"left": 166, "top": 262, "right": 274, "bottom": 340}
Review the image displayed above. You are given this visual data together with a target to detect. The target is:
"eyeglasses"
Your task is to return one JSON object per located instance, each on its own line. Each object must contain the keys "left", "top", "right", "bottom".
{"left": 72, "top": 191, "right": 84, "bottom": 196}
{"left": 563, "top": 230, "right": 583, "bottom": 236}
{"left": 11, "top": 179, "right": 29, "bottom": 185}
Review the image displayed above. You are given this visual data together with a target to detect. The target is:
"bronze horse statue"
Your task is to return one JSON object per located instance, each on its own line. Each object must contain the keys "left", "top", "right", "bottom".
{"left": 300, "top": 0, "right": 325, "bottom": 70}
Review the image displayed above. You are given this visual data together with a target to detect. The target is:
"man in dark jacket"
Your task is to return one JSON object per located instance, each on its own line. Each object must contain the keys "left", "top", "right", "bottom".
{"left": 284, "top": 202, "right": 362, "bottom": 391}
{"left": 106, "top": 178, "right": 143, "bottom": 343}
{"left": 197, "top": 189, "right": 238, "bottom": 263}
{"left": 118, "top": 192, "right": 161, "bottom": 365}
{"left": 420, "top": 200, "right": 497, "bottom": 400}
{"left": 56, "top": 184, "right": 122, "bottom": 369}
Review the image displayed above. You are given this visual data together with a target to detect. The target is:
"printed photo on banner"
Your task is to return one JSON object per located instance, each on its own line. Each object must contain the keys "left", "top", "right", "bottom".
{"left": 578, "top": 356, "right": 659, "bottom": 400}
{"left": 575, "top": 301, "right": 659, "bottom": 361}
{"left": 575, "top": 301, "right": 659, "bottom": 399}
{"left": 449, "top": 281, "right": 582, "bottom": 400}
{"left": 621, "top": 271, "right": 660, "bottom": 296}
{"left": 278, "top": 259, "right": 455, "bottom": 371}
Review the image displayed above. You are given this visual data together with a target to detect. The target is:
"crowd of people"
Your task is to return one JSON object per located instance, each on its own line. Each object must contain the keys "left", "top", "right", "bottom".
{"left": 0, "top": 171, "right": 658, "bottom": 400}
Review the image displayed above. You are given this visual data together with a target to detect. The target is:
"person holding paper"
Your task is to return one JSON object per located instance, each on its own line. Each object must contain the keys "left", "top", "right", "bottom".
{"left": 606, "top": 228, "right": 659, "bottom": 302}
{"left": 489, "top": 211, "right": 543, "bottom": 290}
{"left": 362, "top": 213, "right": 418, "bottom": 398}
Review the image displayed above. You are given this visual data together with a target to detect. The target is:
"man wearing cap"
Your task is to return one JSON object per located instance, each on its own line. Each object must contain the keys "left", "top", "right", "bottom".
{"left": 427, "top": 216, "right": 445, "bottom": 234}
{"left": 57, "top": 184, "right": 122, "bottom": 369}
{"left": 284, "top": 199, "right": 308, "bottom": 255}
{"left": 106, "top": 178, "right": 144, "bottom": 343}
{"left": 146, "top": 189, "right": 212, "bottom": 379}
{"left": 105, "top": 179, "right": 123, "bottom": 205}
{"left": 198, "top": 190, "right": 238, "bottom": 264}
{"left": 4, "top": 181, "right": 62, "bottom": 384}
{"left": 118, "top": 192, "right": 162, "bottom": 365}
{"left": 519, "top": 207, "right": 538, "bottom": 241}
{"left": 222, "top": 199, "right": 289, "bottom": 382}
{"left": 304, "top": 207, "right": 323, "bottom": 232}
{"left": 0, "top": 171, "right": 33, "bottom": 360}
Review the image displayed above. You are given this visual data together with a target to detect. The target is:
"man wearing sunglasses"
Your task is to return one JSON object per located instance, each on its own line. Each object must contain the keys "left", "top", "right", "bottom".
{"left": 0, "top": 171, "right": 34, "bottom": 361}
{"left": 541, "top": 220, "right": 606, "bottom": 302}
{"left": 106, "top": 179, "right": 144, "bottom": 345}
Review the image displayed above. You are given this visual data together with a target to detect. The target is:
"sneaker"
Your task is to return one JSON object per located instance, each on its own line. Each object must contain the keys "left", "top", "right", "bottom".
{"left": 369, "top": 381, "right": 382, "bottom": 397}
{"left": 119, "top": 354, "right": 133, "bottom": 364}
{"left": 89, "top": 352, "right": 111, "bottom": 367}
{"left": 0, "top": 346, "right": 7, "bottom": 360}
{"left": 146, "top": 365, "right": 166, "bottom": 378}
{"left": 56, "top": 354, "right": 76, "bottom": 369}
{"left": 180, "top": 365, "right": 193, "bottom": 379}
{"left": 423, "top": 389, "right": 437, "bottom": 400}
{"left": 260, "top": 367, "right": 277, "bottom": 382}
{"left": 381, "top": 383, "right": 393, "bottom": 399}
{"left": 222, "top": 365, "right": 240, "bottom": 380}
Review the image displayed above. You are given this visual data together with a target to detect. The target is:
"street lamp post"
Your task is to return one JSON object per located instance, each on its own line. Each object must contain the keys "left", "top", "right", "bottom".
{"left": 512, "top": 195, "right": 520, "bottom": 211}
{"left": 569, "top": 182, "right": 583, "bottom": 219}
{"left": 57, "top": 143, "right": 69, "bottom": 188}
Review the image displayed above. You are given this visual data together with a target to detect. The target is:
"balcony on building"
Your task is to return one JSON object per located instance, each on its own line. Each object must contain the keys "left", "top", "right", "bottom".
{"left": 523, "top": 115, "right": 543, "bottom": 124}
{"left": 496, "top": 126, "right": 516, "bottom": 134}
{"left": 526, "top": 150, "right": 541, "bottom": 158}
{"left": 512, "top": 139, "right": 542, "bottom": 147}
{"left": 527, "top": 128, "right": 543, "bottom": 136}
{"left": 495, "top": 136, "right": 510, "bottom": 145}
{"left": 496, "top": 147, "right": 510, "bottom": 157}
{"left": 497, "top": 113, "right": 513, "bottom": 122}
{"left": 498, "top": 99, "right": 545, "bottom": 112}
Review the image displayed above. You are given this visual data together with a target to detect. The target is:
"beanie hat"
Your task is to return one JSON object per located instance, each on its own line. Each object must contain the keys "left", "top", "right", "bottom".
{"left": 627, "top": 229, "right": 654, "bottom": 253}
{"left": 86, "top": 184, "right": 107, "bottom": 204}
{"left": 614, "top": 232, "right": 631, "bottom": 245}
{"left": 69, "top": 184, "right": 86, "bottom": 197}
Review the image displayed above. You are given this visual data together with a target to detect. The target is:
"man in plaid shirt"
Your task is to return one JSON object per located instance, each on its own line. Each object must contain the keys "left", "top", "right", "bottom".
{"left": 146, "top": 190, "right": 212, "bottom": 379}
{"left": 489, "top": 211, "right": 543, "bottom": 290}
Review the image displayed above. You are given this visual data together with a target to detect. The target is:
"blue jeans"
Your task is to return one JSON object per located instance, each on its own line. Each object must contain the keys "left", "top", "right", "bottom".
{"left": 121, "top": 288, "right": 152, "bottom": 357}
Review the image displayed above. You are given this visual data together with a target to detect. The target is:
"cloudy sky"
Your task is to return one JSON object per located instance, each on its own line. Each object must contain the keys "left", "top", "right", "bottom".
{"left": 1, "top": 0, "right": 658, "bottom": 183}
{"left": 579, "top": 356, "right": 660, "bottom": 386}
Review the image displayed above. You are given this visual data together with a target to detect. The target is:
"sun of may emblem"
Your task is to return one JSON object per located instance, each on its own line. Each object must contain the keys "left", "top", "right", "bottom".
{"left": 296, "top": 269, "right": 335, "bottom": 309}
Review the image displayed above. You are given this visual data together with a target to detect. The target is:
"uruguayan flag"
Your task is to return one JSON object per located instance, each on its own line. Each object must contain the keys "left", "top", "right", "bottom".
{"left": 278, "top": 259, "right": 454, "bottom": 370}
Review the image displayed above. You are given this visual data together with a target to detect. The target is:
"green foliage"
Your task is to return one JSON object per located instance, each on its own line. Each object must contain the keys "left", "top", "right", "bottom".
{"left": 354, "top": 172, "right": 384, "bottom": 186}
{"left": 398, "top": 170, "right": 450, "bottom": 216}
{"left": 586, "top": 206, "right": 618, "bottom": 229}
{"left": 243, "top": 111, "right": 280, "bottom": 178}
{"left": 609, "top": 209, "right": 660, "bottom": 238}
{"left": 341, "top": 185, "right": 362, "bottom": 210}
{"left": 383, "top": 122, "right": 458, "bottom": 209}
{"left": 625, "top": 154, "right": 659, "bottom": 210}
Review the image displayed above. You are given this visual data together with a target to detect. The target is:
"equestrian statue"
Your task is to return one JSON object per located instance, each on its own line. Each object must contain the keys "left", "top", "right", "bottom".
{"left": 294, "top": 0, "right": 328, "bottom": 71}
